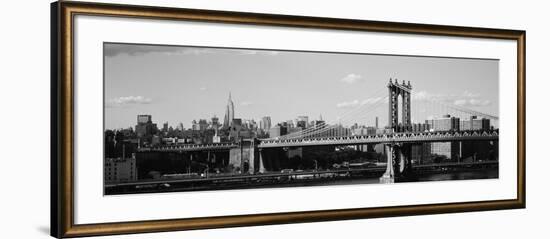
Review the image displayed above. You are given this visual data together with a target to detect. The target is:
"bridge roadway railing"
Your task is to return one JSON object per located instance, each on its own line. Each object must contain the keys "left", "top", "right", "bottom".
{"left": 258, "top": 129, "right": 499, "bottom": 148}
{"left": 134, "top": 130, "right": 499, "bottom": 151}
{"left": 138, "top": 142, "right": 239, "bottom": 152}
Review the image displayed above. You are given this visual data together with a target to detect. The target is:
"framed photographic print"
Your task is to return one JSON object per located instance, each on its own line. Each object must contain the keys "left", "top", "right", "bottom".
{"left": 51, "top": 1, "right": 526, "bottom": 238}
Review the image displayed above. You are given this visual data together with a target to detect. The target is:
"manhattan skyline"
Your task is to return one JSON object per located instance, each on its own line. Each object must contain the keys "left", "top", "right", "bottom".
{"left": 104, "top": 43, "right": 499, "bottom": 130}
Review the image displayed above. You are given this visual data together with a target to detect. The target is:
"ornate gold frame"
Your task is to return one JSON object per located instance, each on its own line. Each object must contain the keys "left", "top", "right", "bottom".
{"left": 51, "top": 1, "right": 526, "bottom": 238}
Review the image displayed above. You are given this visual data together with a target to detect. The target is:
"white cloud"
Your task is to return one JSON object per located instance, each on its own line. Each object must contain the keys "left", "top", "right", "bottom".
{"left": 262, "top": 51, "right": 280, "bottom": 56}
{"left": 235, "top": 50, "right": 280, "bottom": 56}
{"left": 454, "top": 99, "right": 491, "bottom": 107}
{"left": 105, "top": 44, "right": 218, "bottom": 57}
{"left": 360, "top": 97, "right": 384, "bottom": 105}
{"left": 411, "top": 91, "right": 448, "bottom": 101}
{"left": 199, "top": 87, "right": 207, "bottom": 91}
{"left": 240, "top": 101, "right": 253, "bottom": 106}
{"left": 337, "top": 91, "right": 488, "bottom": 110}
{"left": 106, "top": 96, "right": 152, "bottom": 108}
{"left": 337, "top": 97, "right": 385, "bottom": 109}
{"left": 170, "top": 48, "right": 217, "bottom": 56}
{"left": 105, "top": 43, "right": 283, "bottom": 58}
{"left": 411, "top": 90, "right": 492, "bottom": 109}
{"left": 460, "top": 91, "right": 480, "bottom": 98}
{"left": 336, "top": 100, "right": 359, "bottom": 108}
{"left": 172, "top": 48, "right": 280, "bottom": 56}
{"left": 340, "top": 74, "right": 362, "bottom": 84}
{"left": 152, "top": 48, "right": 279, "bottom": 56}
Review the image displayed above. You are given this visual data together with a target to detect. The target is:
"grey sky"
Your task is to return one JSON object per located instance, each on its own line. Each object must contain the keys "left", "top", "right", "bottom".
{"left": 104, "top": 43, "right": 499, "bottom": 130}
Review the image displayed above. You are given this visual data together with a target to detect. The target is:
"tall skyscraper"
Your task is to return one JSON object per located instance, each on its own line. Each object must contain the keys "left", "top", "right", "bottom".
{"left": 260, "top": 116, "right": 272, "bottom": 132}
{"left": 269, "top": 124, "right": 287, "bottom": 138}
{"left": 137, "top": 115, "right": 152, "bottom": 124}
{"left": 177, "top": 122, "right": 184, "bottom": 131}
{"left": 211, "top": 115, "right": 220, "bottom": 129}
{"left": 296, "top": 116, "right": 309, "bottom": 129}
{"left": 223, "top": 92, "right": 235, "bottom": 128}
{"left": 135, "top": 115, "right": 156, "bottom": 138}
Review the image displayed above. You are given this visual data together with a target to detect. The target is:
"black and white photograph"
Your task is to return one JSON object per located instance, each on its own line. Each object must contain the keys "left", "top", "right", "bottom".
{"left": 2, "top": 0, "right": 539, "bottom": 238}
{"left": 103, "top": 43, "right": 499, "bottom": 195}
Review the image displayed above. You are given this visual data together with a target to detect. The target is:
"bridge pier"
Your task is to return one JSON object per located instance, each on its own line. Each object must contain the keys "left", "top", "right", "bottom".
{"left": 258, "top": 148, "right": 266, "bottom": 173}
{"left": 248, "top": 139, "right": 265, "bottom": 174}
{"left": 227, "top": 138, "right": 267, "bottom": 175}
{"left": 380, "top": 144, "right": 395, "bottom": 183}
{"left": 380, "top": 143, "right": 413, "bottom": 183}
{"left": 399, "top": 144, "right": 413, "bottom": 177}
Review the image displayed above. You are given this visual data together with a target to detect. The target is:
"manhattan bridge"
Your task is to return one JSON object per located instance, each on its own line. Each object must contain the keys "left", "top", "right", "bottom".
{"left": 137, "top": 79, "right": 499, "bottom": 184}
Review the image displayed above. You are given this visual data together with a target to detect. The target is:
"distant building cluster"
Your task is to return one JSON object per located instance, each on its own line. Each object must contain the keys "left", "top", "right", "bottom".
{"left": 426, "top": 114, "right": 491, "bottom": 132}
{"left": 115, "top": 92, "right": 494, "bottom": 150}
{"left": 419, "top": 114, "right": 495, "bottom": 162}
{"left": 113, "top": 94, "right": 494, "bottom": 152}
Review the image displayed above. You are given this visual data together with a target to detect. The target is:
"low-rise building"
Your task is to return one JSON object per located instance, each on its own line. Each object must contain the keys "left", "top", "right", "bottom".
{"left": 104, "top": 154, "right": 137, "bottom": 183}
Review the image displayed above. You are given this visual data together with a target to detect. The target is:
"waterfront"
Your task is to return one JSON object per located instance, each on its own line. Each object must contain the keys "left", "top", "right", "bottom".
{"left": 105, "top": 163, "right": 498, "bottom": 195}
{"left": 240, "top": 167, "right": 499, "bottom": 189}
{"left": 313, "top": 168, "right": 499, "bottom": 187}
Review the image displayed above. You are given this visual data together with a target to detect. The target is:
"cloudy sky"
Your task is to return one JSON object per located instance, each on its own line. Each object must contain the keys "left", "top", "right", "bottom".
{"left": 104, "top": 43, "right": 499, "bottom": 130}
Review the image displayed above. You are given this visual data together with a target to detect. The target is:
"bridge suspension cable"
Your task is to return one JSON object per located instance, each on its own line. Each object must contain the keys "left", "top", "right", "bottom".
{"left": 408, "top": 91, "right": 499, "bottom": 122}
{"left": 269, "top": 86, "right": 387, "bottom": 140}
{"left": 265, "top": 82, "right": 499, "bottom": 141}
{"left": 274, "top": 87, "right": 389, "bottom": 140}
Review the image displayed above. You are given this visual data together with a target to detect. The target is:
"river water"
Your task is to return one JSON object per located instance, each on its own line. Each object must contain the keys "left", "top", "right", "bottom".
{"left": 108, "top": 168, "right": 499, "bottom": 194}
{"left": 277, "top": 168, "right": 499, "bottom": 188}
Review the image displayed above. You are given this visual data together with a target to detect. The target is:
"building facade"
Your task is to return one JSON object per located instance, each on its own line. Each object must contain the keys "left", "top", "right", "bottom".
{"left": 135, "top": 115, "right": 157, "bottom": 139}
{"left": 211, "top": 116, "right": 220, "bottom": 129}
{"left": 426, "top": 114, "right": 461, "bottom": 161}
{"left": 104, "top": 154, "right": 137, "bottom": 183}
{"left": 460, "top": 116, "right": 491, "bottom": 131}
{"left": 260, "top": 116, "right": 272, "bottom": 132}
{"left": 296, "top": 116, "right": 309, "bottom": 129}
{"left": 411, "top": 143, "right": 432, "bottom": 164}
{"left": 269, "top": 124, "right": 287, "bottom": 138}
{"left": 223, "top": 92, "right": 235, "bottom": 128}
{"left": 426, "top": 114, "right": 460, "bottom": 131}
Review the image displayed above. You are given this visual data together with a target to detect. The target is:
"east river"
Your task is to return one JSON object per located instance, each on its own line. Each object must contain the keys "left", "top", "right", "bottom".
{"left": 106, "top": 164, "right": 499, "bottom": 195}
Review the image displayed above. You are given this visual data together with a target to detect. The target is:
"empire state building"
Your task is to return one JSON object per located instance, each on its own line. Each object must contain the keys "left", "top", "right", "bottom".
{"left": 223, "top": 92, "right": 235, "bottom": 128}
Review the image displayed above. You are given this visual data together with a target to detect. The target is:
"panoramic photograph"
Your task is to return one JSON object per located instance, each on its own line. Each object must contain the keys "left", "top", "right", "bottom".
{"left": 103, "top": 42, "right": 499, "bottom": 195}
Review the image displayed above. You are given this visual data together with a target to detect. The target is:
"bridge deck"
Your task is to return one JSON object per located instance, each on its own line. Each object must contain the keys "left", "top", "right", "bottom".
{"left": 138, "top": 143, "right": 238, "bottom": 152}
{"left": 137, "top": 130, "right": 498, "bottom": 152}
{"left": 259, "top": 130, "right": 498, "bottom": 148}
